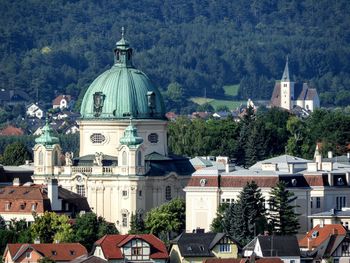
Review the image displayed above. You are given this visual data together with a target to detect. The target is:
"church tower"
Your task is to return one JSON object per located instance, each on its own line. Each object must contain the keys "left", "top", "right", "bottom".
{"left": 33, "top": 119, "right": 61, "bottom": 176}
{"left": 280, "top": 57, "right": 295, "bottom": 110}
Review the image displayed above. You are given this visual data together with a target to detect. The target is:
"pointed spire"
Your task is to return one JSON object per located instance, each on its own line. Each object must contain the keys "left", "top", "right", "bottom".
{"left": 35, "top": 117, "right": 59, "bottom": 146}
{"left": 281, "top": 56, "right": 290, "bottom": 82}
{"left": 120, "top": 118, "right": 143, "bottom": 148}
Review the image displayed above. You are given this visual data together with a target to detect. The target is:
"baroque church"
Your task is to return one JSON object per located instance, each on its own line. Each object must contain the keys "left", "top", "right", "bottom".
{"left": 270, "top": 58, "right": 320, "bottom": 112}
{"left": 32, "top": 31, "right": 194, "bottom": 233}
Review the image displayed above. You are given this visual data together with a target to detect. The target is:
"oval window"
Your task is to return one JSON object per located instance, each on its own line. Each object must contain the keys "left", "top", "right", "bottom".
{"left": 90, "top": 133, "right": 106, "bottom": 144}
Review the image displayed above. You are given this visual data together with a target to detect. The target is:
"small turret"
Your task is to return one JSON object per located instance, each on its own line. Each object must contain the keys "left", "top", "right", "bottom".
{"left": 33, "top": 118, "right": 61, "bottom": 176}
{"left": 120, "top": 119, "right": 144, "bottom": 148}
{"left": 118, "top": 119, "right": 145, "bottom": 175}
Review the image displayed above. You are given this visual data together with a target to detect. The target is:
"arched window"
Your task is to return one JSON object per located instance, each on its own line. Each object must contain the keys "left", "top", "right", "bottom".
{"left": 122, "top": 151, "right": 127, "bottom": 166}
{"left": 38, "top": 151, "right": 43, "bottom": 165}
{"left": 137, "top": 151, "right": 142, "bottom": 166}
{"left": 165, "top": 186, "right": 172, "bottom": 201}
{"left": 53, "top": 151, "right": 58, "bottom": 166}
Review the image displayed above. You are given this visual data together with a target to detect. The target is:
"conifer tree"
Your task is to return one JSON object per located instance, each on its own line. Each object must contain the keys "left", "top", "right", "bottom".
{"left": 129, "top": 212, "right": 145, "bottom": 234}
{"left": 224, "top": 182, "right": 266, "bottom": 245}
{"left": 267, "top": 181, "right": 300, "bottom": 235}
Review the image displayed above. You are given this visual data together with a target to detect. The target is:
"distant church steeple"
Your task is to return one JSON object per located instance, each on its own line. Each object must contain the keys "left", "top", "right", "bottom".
{"left": 280, "top": 56, "right": 294, "bottom": 111}
{"left": 281, "top": 56, "right": 290, "bottom": 82}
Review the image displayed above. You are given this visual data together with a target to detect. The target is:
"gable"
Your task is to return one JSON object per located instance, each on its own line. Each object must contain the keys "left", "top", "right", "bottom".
{"left": 122, "top": 238, "right": 151, "bottom": 261}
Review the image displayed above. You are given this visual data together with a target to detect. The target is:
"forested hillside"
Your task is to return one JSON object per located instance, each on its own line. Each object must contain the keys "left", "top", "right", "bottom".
{"left": 1, "top": 0, "right": 350, "bottom": 110}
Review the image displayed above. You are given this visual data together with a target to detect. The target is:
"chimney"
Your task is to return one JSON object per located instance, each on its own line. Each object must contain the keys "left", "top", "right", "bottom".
{"left": 333, "top": 228, "right": 338, "bottom": 235}
{"left": 307, "top": 237, "right": 312, "bottom": 251}
{"left": 47, "top": 178, "right": 62, "bottom": 211}
{"left": 328, "top": 151, "right": 333, "bottom": 159}
{"left": 347, "top": 152, "right": 350, "bottom": 160}
{"left": 25, "top": 160, "right": 30, "bottom": 165}
{"left": 320, "top": 220, "right": 324, "bottom": 228}
{"left": 13, "top": 178, "right": 20, "bottom": 186}
{"left": 289, "top": 163, "right": 295, "bottom": 174}
{"left": 315, "top": 154, "right": 322, "bottom": 170}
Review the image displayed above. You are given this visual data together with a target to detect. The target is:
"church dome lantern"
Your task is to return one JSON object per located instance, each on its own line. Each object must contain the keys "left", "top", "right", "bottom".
{"left": 80, "top": 28, "right": 166, "bottom": 120}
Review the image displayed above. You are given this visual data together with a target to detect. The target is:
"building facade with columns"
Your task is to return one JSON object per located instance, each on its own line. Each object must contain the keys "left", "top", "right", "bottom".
{"left": 32, "top": 32, "right": 194, "bottom": 233}
{"left": 185, "top": 151, "right": 350, "bottom": 234}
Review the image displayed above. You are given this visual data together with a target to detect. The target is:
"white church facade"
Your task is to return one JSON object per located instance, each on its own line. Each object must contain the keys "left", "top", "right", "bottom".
{"left": 270, "top": 58, "right": 320, "bottom": 112}
{"left": 32, "top": 31, "right": 194, "bottom": 233}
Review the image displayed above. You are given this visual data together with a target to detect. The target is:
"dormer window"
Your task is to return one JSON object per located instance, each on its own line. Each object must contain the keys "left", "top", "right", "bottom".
{"left": 5, "top": 202, "right": 11, "bottom": 211}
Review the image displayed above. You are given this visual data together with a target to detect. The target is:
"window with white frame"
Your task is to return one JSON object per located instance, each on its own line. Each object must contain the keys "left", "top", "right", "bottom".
{"left": 219, "top": 237, "right": 232, "bottom": 253}
{"left": 122, "top": 213, "right": 128, "bottom": 227}
{"left": 77, "top": 185, "right": 85, "bottom": 197}
{"left": 336, "top": 196, "right": 346, "bottom": 210}
{"left": 316, "top": 197, "right": 321, "bottom": 208}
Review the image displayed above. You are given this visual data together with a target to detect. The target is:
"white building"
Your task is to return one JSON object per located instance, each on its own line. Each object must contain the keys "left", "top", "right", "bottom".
{"left": 185, "top": 152, "right": 350, "bottom": 233}
{"left": 270, "top": 58, "right": 320, "bottom": 112}
{"left": 31, "top": 32, "right": 194, "bottom": 233}
{"left": 26, "top": 103, "right": 44, "bottom": 119}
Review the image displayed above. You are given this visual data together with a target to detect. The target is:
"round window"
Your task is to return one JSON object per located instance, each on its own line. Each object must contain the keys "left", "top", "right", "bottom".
{"left": 90, "top": 133, "right": 106, "bottom": 144}
{"left": 148, "top": 133, "right": 159, "bottom": 143}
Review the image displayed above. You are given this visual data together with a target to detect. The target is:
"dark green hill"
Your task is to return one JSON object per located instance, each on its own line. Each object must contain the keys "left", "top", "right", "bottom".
{"left": 1, "top": 0, "right": 350, "bottom": 109}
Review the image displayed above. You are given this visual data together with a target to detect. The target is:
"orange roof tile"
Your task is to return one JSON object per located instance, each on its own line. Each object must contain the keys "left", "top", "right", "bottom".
{"left": 0, "top": 125, "right": 24, "bottom": 136}
{"left": 299, "top": 224, "right": 347, "bottom": 249}
{"left": 7, "top": 243, "right": 87, "bottom": 262}
{"left": 52, "top": 95, "right": 72, "bottom": 105}
{"left": 94, "top": 234, "right": 168, "bottom": 260}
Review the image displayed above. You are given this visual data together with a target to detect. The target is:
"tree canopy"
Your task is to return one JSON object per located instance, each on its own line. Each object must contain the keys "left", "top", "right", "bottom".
{"left": 73, "top": 212, "right": 119, "bottom": 251}
{"left": 144, "top": 198, "right": 185, "bottom": 242}
{"left": 1, "top": 0, "right": 350, "bottom": 110}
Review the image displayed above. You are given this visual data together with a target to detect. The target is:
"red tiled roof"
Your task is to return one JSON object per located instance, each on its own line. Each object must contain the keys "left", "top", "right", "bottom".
{"left": 299, "top": 224, "right": 347, "bottom": 249}
{"left": 0, "top": 125, "right": 24, "bottom": 136}
{"left": 203, "top": 258, "right": 283, "bottom": 263}
{"left": 0, "top": 185, "right": 47, "bottom": 214}
{"left": 187, "top": 176, "right": 219, "bottom": 187}
{"left": 188, "top": 174, "right": 328, "bottom": 188}
{"left": 52, "top": 95, "right": 72, "bottom": 105}
{"left": 7, "top": 243, "right": 87, "bottom": 261}
{"left": 221, "top": 176, "right": 279, "bottom": 188}
{"left": 94, "top": 234, "right": 168, "bottom": 260}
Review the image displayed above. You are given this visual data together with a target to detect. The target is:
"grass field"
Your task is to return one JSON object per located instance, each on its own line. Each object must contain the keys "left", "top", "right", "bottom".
{"left": 190, "top": 97, "right": 244, "bottom": 110}
{"left": 190, "top": 84, "right": 243, "bottom": 110}
{"left": 223, "top": 84, "right": 239, "bottom": 97}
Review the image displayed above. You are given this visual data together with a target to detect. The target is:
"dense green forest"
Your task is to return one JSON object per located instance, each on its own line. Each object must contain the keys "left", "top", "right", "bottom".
{"left": 1, "top": 0, "right": 350, "bottom": 111}
{"left": 168, "top": 108, "right": 350, "bottom": 166}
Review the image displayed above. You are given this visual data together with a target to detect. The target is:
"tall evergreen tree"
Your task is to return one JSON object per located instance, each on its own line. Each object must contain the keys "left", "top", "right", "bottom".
{"left": 210, "top": 203, "right": 229, "bottom": 233}
{"left": 224, "top": 182, "right": 266, "bottom": 245}
{"left": 267, "top": 181, "right": 300, "bottom": 235}
{"left": 129, "top": 212, "right": 145, "bottom": 234}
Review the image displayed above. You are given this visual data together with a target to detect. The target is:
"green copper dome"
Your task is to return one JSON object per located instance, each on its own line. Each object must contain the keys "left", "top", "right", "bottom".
{"left": 120, "top": 119, "right": 144, "bottom": 148}
{"left": 80, "top": 29, "right": 166, "bottom": 120}
{"left": 35, "top": 119, "right": 59, "bottom": 147}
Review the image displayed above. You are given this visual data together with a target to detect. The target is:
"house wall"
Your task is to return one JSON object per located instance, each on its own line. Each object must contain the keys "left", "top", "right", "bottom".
{"left": 212, "top": 244, "right": 239, "bottom": 258}
{"left": 185, "top": 187, "right": 219, "bottom": 233}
